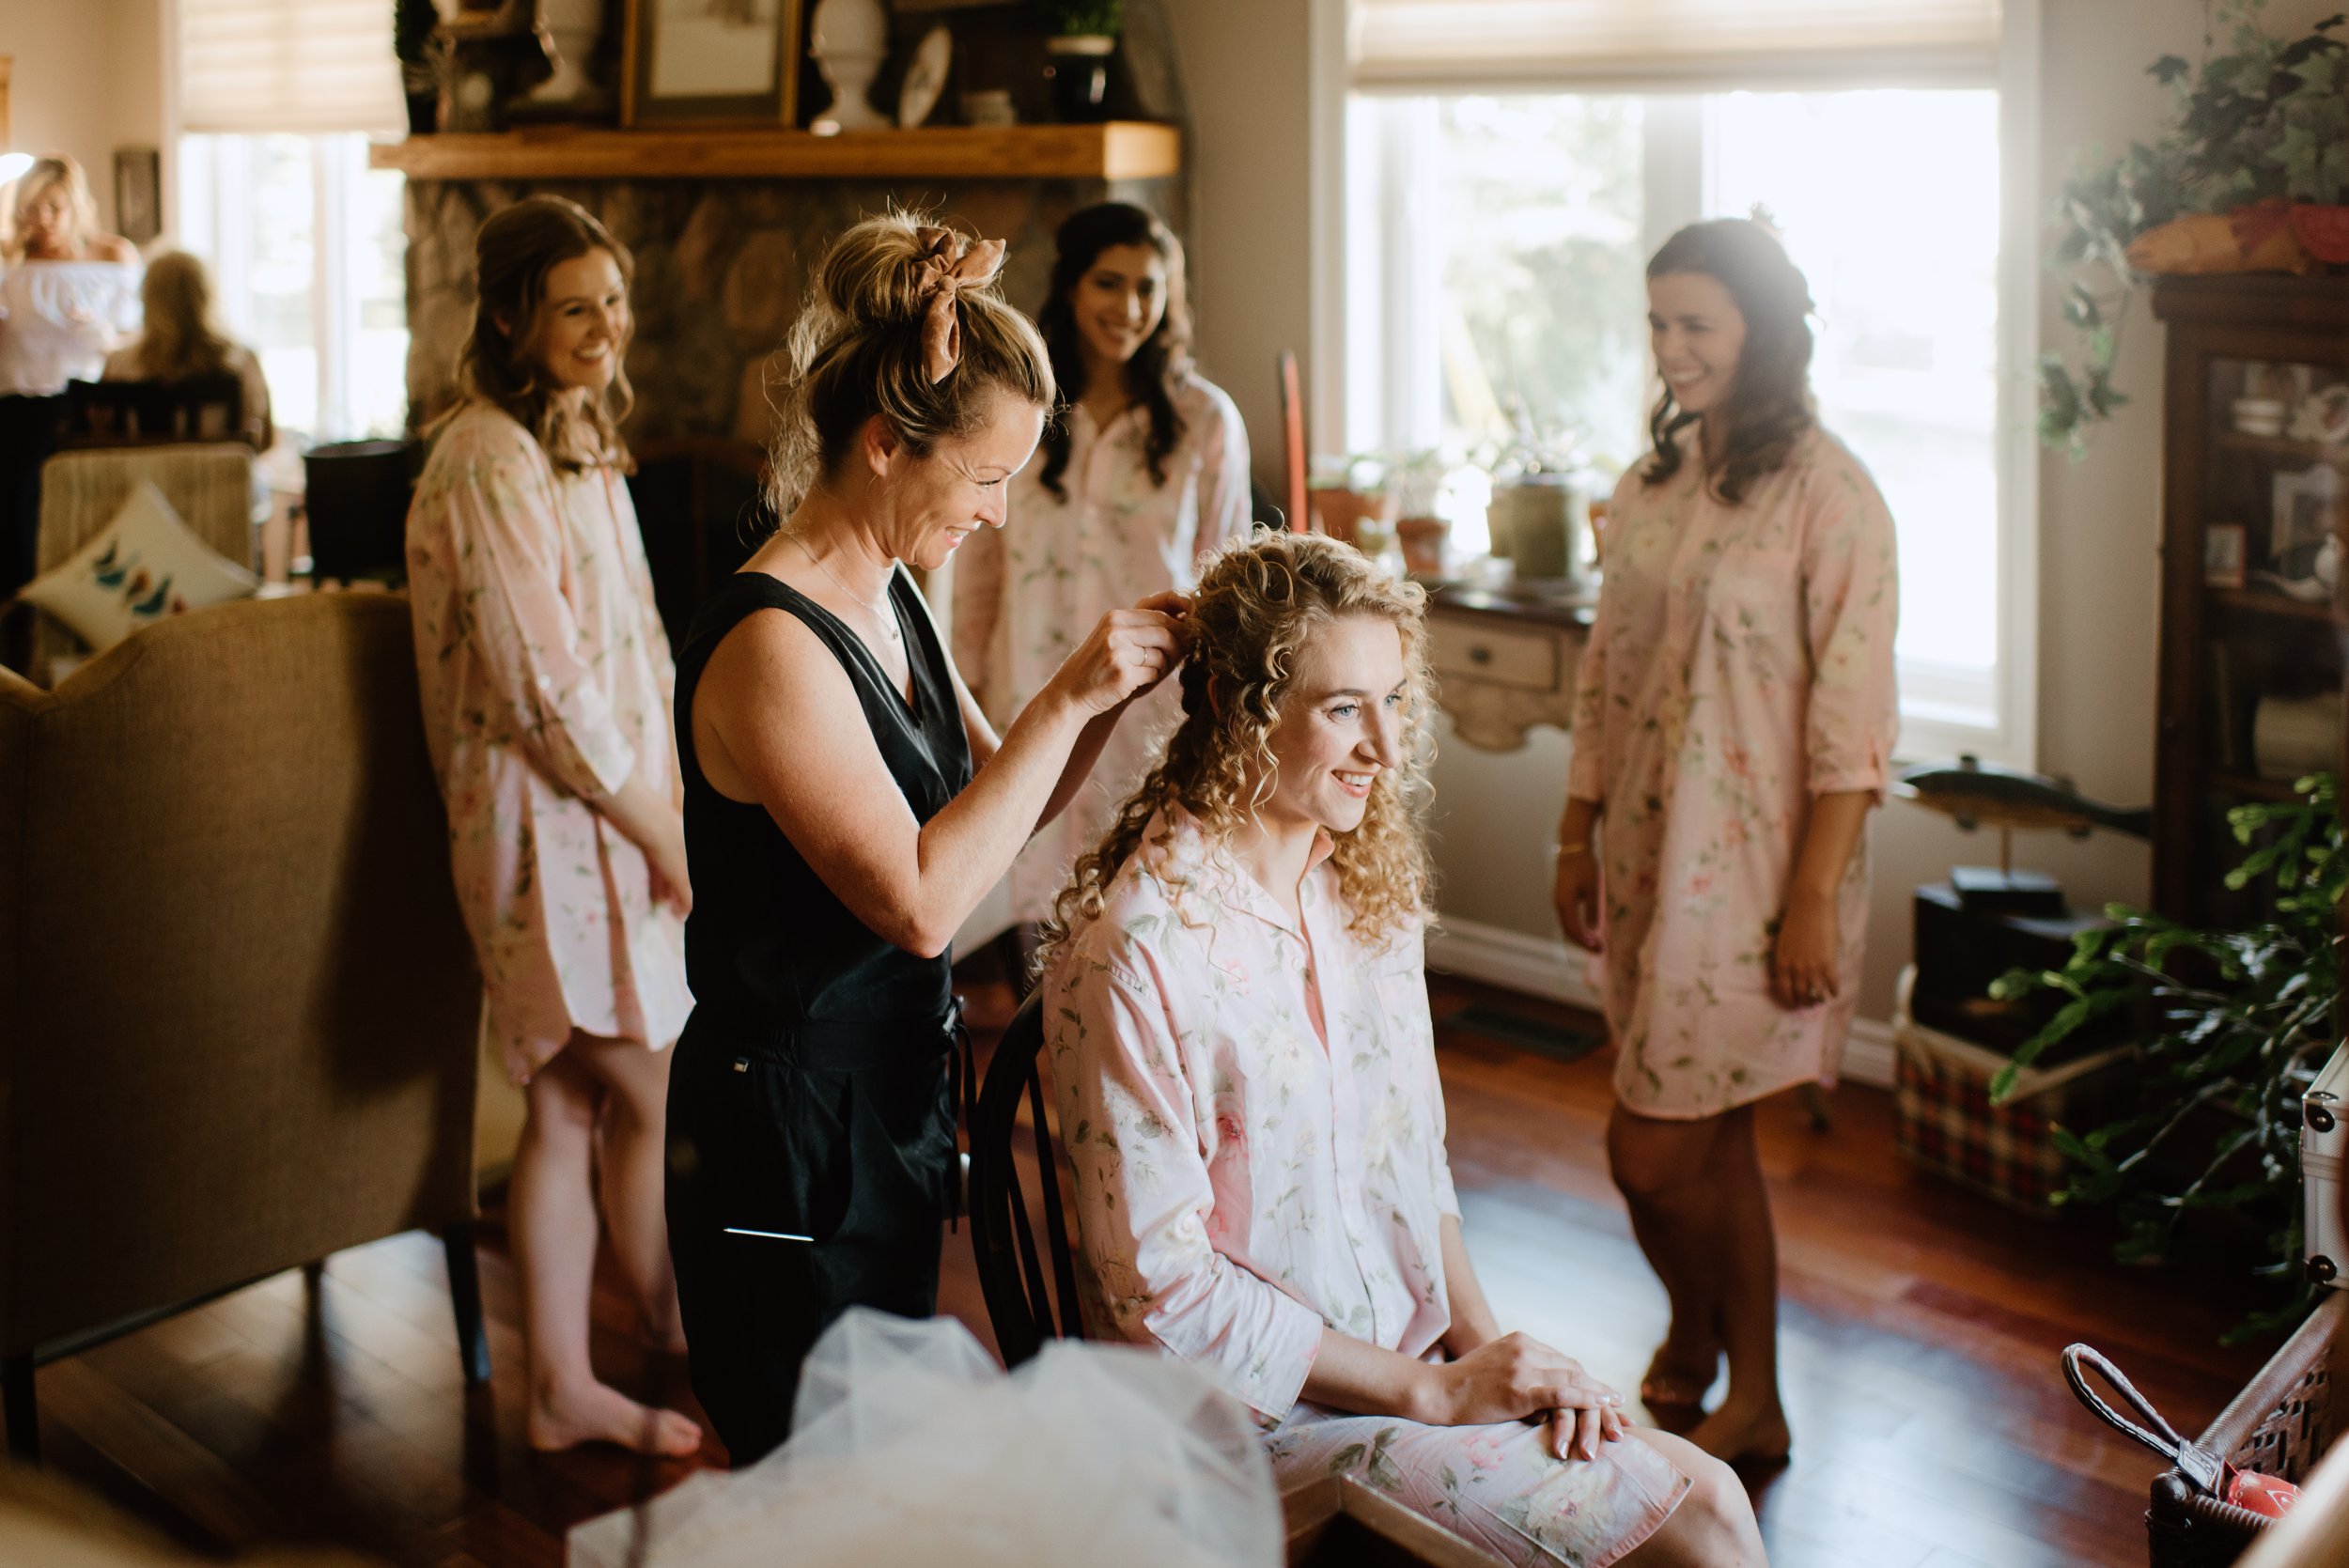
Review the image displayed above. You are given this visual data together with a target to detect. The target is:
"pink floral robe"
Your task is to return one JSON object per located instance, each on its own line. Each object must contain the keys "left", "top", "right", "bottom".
{"left": 1568, "top": 427, "right": 1900, "bottom": 1120}
{"left": 406, "top": 404, "right": 692, "bottom": 1085}
{"left": 1045, "top": 807, "right": 1691, "bottom": 1567}
{"left": 953, "top": 376, "right": 1251, "bottom": 924}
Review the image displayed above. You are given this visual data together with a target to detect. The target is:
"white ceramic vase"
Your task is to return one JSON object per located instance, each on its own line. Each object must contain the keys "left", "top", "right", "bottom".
{"left": 811, "top": 0, "right": 890, "bottom": 131}
{"left": 530, "top": 0, "right": 604, "bottom": 103}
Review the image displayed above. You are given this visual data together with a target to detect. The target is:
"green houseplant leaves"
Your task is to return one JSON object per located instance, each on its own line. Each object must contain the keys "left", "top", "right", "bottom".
{"left": 1990, "top": 775, "right": 2341, "bottom": 1340}
{"left": 2042, "top": 2, "right": 2349, "bottom": 455}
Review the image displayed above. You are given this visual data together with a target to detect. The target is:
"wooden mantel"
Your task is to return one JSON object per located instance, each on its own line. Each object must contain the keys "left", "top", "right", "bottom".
{"left": 368, "top": 121, "right": 1180, "bottom": 181}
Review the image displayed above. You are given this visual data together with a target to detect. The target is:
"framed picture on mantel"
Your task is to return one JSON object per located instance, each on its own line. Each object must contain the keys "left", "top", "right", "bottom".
{"left": 622, "top": 0, "right": 804, "bottom": 128}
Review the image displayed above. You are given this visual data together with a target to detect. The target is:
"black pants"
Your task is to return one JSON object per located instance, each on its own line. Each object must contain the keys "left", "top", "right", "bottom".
{"left": 665, "top": 1010, "right": 959, "bottom": 1467}
{"left": 0, "top": 394, "right": 61, "bottom": 598}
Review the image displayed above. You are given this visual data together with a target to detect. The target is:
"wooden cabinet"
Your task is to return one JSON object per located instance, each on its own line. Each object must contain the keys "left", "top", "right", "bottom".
{"left": 1424, "top": 586, "right": 1592, "bottom": 752}
{"left": 2151, "top": 276, "right": 2349, "bottom": 923}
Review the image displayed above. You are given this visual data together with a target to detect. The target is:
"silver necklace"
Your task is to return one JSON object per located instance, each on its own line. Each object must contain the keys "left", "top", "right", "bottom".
{"left": 786, "top": 531, "right": 900, "bottom": 644}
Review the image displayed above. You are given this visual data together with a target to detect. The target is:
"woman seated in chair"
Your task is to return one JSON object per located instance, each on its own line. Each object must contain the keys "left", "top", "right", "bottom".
{"left": 1039, "top": 532, "right": 1767, "bottom": 1568}
{"left": 104, "top": 250, "right": 272, "bottom": 450}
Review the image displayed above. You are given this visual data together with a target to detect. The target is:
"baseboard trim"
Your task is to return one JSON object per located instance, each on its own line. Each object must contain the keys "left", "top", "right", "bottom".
{"left": 1426, "top": 916, "right": 1896, "bottom": 1090}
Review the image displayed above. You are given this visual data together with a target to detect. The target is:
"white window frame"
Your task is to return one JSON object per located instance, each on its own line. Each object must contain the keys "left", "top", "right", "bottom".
{"left": 1312, "top": 0, "right": 2041, "bottom": 770}
{"left": 163, "top": 1, "right": 406, "bottom": 447}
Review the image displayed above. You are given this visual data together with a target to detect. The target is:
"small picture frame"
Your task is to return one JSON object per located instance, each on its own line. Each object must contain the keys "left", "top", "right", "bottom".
{"left": 114, "top": 146, "right": 160, "bottom": 246}
{"left": 2205, "top": 522, "right": 2248, "bottom": 589}
{"left": 2269, "top": 463, "right": 2341, "bottom": 579}
{"left": 622, "top": 0, "right": 805, "bottom": 128}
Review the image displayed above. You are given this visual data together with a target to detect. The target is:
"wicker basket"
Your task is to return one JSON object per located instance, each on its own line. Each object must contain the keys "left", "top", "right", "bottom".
{"left": 2147, "top": 1292, "right": 2342, "bottom": 1567}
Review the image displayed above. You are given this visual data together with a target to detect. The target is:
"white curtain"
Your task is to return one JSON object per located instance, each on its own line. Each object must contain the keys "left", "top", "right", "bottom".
{"left": 1349, "top": 0, "right": 2001, "bottom": 91}
{"left": 179, "top": 0, "right": 405, "bottom": 135}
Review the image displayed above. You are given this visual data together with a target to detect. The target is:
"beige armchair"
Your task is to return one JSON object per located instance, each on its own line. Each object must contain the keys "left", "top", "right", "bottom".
{"left": 0, "top": 592, "right": 487, "bottom": 1462}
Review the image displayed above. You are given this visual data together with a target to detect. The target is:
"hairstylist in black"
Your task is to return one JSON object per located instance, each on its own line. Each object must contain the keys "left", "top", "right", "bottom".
{"left": 664, "top": 213, "right": 1188, "bottom": 1467}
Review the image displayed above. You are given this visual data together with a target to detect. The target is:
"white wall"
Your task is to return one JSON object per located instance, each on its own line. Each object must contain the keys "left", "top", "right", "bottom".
{"left": 1163, "top": 0, "right": 1315, "bottom": 497}
{"left": 1166, "top": 0, "right": 2331, "bottom": 1033}
{"left": 0, "top": 0, "right": 164, "bottom": 234}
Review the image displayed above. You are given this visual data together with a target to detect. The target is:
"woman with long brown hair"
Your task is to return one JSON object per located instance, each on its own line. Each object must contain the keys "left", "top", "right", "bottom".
{"left": 1043, "top": 531, "right": 1766, "bottom": 1568}
{"left": 1552, "top": 219, "right": 1899, "bottom": 1464}
{"left": 951, "top": 201, "right": 1250, "bottom": 959}
{"left": 405, "top": 194, "right": 700, "bottom": 1456}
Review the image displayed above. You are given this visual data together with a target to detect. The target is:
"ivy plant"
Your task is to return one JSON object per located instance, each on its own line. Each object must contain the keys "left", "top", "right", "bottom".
{"left": 1990, "top": 775, "right": 2342, "bottom": 1341}
{"left": 2042, "top": 1, "right": 2349, "bottom": 456}
{"left": 1034, "top": 0, "right": 1125, "bottom": 38}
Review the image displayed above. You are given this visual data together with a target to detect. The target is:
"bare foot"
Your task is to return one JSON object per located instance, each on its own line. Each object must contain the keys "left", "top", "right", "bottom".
{"left": 528, "top": 1379, "right": 704, "bottom": 1457}
{"left": 1687, "top": 1398, "right": 1791, "bottom": 1467}
{"left": 1639, "top": 1336, "right": 1721, "bottom": 1411}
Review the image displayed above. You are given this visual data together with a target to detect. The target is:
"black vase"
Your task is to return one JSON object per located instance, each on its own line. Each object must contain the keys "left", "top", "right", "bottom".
{"left": 1044, "top": 38, "right": 1114, "bottom": 123}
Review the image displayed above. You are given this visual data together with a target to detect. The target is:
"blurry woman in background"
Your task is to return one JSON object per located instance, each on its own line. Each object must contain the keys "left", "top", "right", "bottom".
{"left": 0, "top": 154, "right": 140, "bottom": 601}
{"left": 1553, "top": 219, "right": 1899, "bottom": 1465}
{"left": 105, "top": 250, "right": 273, "bottom": 450}
{"left": 951, "top": 201, "right": 1250, "bottom": 964}
{"left": 406, "top": 195, "right": 700, "bottom": 1457}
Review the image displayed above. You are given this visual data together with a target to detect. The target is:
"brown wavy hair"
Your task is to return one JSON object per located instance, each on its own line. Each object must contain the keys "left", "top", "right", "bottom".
{"left": 1641, "top": 218, "right": 1816, "bottom": 505}
{"left": 1034, "top": 201, "right": 1190, "bottom": 500}
{"left": 1040, "top": 531, "right": 1436, "bottom": 963}
{"left": 767, "top": 209, "right": 1054, "bottom": 520}
{"left": 451, "top": 195, "right": 634, "bottom": 474}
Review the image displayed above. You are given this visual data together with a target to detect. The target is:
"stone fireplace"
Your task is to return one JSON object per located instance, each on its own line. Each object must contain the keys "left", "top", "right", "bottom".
{"left": 398, "top": 164, "right": 1185, "bottom": 454}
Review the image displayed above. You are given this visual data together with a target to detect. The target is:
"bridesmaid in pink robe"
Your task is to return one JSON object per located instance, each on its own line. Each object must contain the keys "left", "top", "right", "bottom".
{"left": 1554, "top": 221, "right": 1899, "bottom": 1466}
{"left": 407, "top": 197, "right": 701, "bottom": 1457}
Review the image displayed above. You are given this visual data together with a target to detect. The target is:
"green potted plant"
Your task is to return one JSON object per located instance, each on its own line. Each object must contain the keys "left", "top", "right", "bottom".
{"left": 2042, "top": 0, "right": 2349, "bottom": 455}
{"left": 1035, "top": 0, "right": 1123, "bottom": 123}
{"left": 1991, "top": 775, "right": 2341, "bottom": 1340}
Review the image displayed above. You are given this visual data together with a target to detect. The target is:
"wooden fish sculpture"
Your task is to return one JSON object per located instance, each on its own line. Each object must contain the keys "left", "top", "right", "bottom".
{"left": 1895, "top": 755, "right": 2152, "bottom": 839}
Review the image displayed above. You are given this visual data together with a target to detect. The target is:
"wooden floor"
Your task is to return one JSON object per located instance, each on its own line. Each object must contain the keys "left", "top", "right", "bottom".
{"left": 23, "top": 970, "right": 2276, "bottom": 1568}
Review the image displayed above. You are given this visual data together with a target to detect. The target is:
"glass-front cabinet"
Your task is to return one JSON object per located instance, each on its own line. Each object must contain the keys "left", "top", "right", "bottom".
{"left": 2152, "top": 277, "right": 2349, "bottom": 924}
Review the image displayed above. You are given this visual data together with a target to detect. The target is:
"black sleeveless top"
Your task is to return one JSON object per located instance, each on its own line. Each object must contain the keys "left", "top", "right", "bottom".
{"left": 674, "top": 567, "right": 973, "bottom": 1027}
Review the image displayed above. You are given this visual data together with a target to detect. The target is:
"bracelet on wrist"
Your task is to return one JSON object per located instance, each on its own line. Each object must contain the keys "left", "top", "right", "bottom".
{"left": 1553, "top": 843, "right": 1592, "bottom": 861}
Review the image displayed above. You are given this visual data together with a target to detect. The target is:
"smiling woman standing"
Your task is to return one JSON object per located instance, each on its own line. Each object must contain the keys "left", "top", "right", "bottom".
{"left": 663, "top": 213, "right": 1187, "bottom": 1466}
{"left": 951, "top": 202, "right": 1250, "bottom": 961}
{"left": 1552, "top": 220, "right": 1898, "bottom": 1465}
{"left": 406, "top": 196, "right": 701, "bottom": 1457}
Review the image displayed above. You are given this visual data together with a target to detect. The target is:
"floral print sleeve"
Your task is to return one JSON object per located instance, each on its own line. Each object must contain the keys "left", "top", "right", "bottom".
{"left": 1052, "top": 948, "right": 1326, "bottom": 1422}
{"left": 1798, "top": 456, "right": 1901, "bottom": 800}
{"left": 419, "top": 416, "right": 637, "bottom": 803}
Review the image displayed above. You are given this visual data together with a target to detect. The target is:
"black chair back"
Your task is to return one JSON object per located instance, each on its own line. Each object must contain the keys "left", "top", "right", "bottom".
{"left": 968, "top": 993, "right": 1086, "bottom": 1367}
{"left": 304, "top": 439, "right": 418, "bottom": 585}
{"left": 58, "top": 377, "right": 244, "bottom": 448}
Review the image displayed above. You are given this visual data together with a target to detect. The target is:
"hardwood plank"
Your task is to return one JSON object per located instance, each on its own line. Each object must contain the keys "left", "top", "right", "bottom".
{"left": 23, "top": 968, "right": 2279, "bottom": 1568}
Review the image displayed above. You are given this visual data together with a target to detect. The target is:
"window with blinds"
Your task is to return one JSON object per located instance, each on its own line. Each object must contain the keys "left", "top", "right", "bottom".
{"left": 1349, "top": 0, "right": 2001, "bottom": 91}
{"left": 179, "top": 0, "right": 404, "bottom": 136}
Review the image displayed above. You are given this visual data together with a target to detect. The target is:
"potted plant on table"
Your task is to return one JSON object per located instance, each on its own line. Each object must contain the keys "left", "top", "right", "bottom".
{"left": 1035, "top": 0, "right": 1122, "bottom": 123}
{"left": 1991, "top": 775, "right": 2343, "bottom": 1342}
{"left": 1307, "top": 454, "right": 1396, "bottom": 553}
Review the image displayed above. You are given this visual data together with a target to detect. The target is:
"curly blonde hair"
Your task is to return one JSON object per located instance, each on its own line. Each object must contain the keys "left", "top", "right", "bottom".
{"left": 1040, "top": 531, "right": 1437, "bottom": 963}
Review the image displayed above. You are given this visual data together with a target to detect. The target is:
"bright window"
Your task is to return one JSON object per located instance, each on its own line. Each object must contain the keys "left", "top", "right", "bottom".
{"left": 175, "top": 132, "right": 409, "bottom": 444}
{"left": 1346, "top": 85, "right": 2014, "bottom": 752}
